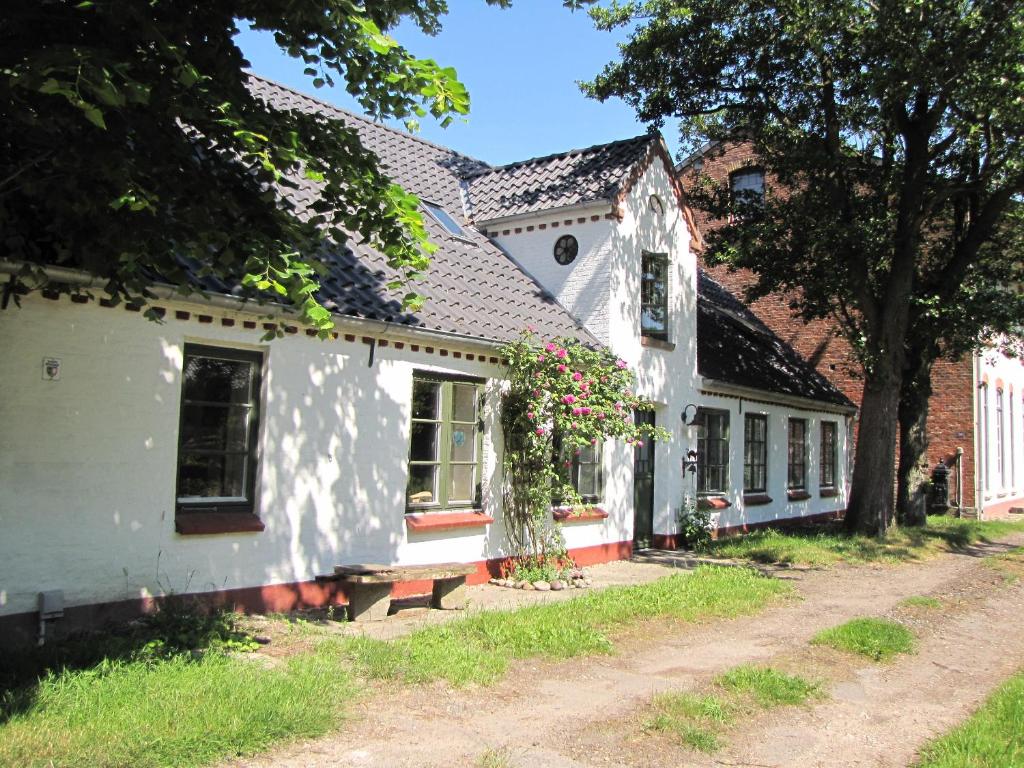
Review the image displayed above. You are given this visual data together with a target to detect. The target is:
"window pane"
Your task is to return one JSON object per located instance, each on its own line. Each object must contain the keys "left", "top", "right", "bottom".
{"left": 577, "top": 462, "right": 598, "bottom": 498}
{"left": 409, "top": 422, "right": 438, "bottom": 461}
{"left": 179, "top": 405, "right": 249, "bottom": 452}
{"left": 451, "top": 384, "right": 477, "bottom": 423}
{"left": 450, "top": 425, "right": 475, "bottom": 462}
{"left": 177, "top": 453, "right": 247, "bottom": 499}
{"left": 407, "top": 464, "right": 437, "bottom": 504}
{"left": 183, "top": 357, "right": 254, "bottom": 405}
{"left": 641, "top": 254, "right": 668, "bottom": 336}
{"left": 412, "top": 380, "right": 441, "bottom": 420}
{"left": 449, "top": 464, "right": 475, "bottom": 502}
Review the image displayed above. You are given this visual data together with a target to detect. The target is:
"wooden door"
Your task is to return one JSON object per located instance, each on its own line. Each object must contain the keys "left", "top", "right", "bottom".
{"left": 633, "top": 411, "right": 656, "bottom": 549}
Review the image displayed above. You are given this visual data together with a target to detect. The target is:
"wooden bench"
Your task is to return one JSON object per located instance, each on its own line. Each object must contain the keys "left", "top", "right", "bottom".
{"left": 327, "top": 562, "right": 478, "bottom": 622}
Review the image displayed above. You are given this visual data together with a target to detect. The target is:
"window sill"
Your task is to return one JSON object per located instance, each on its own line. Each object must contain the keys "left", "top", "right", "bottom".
{"left": 176, "top": 512, "right": 265, "bottom": 536}
{"left": 552, "top": 507, "right": 609, "bottom": 522}
{"left": 787, "top": 490, "right": 812, "bottom": 501}
{"left": 698, "top": 496, "right": 732, "bottom": 511}
{"left": 819, "top": 487, "right": 839, "bottom": 498}
{"left": 743, "top": 493, "right": 773, "bottom": 506}
{"left": 405, "top": 510, "right": 494, "bottom": 533}
{"left": 641, "top": 336, "right": 675, "bottom": 351}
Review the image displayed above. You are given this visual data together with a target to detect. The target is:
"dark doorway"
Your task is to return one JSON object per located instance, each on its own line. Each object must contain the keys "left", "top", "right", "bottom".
{"left": 633, "top": 411, "right": 656, "bottom": 549}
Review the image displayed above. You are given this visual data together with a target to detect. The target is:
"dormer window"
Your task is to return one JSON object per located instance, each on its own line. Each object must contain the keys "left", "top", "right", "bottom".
{"left": 729, "top": 167, "right": 765, "bottom": 207}
{"left": 640, "top": 251, "right": 669, "bottom": 341}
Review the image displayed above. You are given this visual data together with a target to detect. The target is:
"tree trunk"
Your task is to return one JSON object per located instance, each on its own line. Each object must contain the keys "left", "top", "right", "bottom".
{"left": 846, "top": 377, "right": 902, "bottom": 535}
{"left": 896, "top": 363, "right": 932, "bottom": 527}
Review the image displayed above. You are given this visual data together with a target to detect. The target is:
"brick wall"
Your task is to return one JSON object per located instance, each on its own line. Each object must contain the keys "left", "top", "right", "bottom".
{"left": 679, "top": 141, "right": 978, "bottom": 507}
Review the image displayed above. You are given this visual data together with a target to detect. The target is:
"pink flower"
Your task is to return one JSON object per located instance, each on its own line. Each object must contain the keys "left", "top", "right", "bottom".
{"left": 580, "top": 382, "right": 589, "bottom": 391}
{"left": 626, "top": 437, "right": 634, "bottom": 444}
{"left": 572, "top": 407, "right": 582, "bottom": 416}
{"left": 557, "top": 364, "right": 567, "bottom": 373}
{"left": 544, "top": 342, "right": 557, "bottom": 352}
{"left": 581, "top": 407, "right": 591, "bottom": 415}
{"left": 598, "top": 413, "right": 606, "bottom": 421}
{"left": 537, "top": 354, "right": 546, "bottom": 362}
{"left": 562, "top": 394, "right": 576, "bottom": 405}
{"left": 614, "top": 402, "right": 624, "bottom": 412}
{"left": 571, "top": 422, "right": 579, "bottom": 429}
{"left": 526, "top": 411, "right": 535, "bottom": 420}
{"left": 574, "top": 449, "right": 582, "bottom": 456}
{"left": 532, "top": 389, "right": 541, "bottom": 398}
{"left": 636, "top": 440, "right": 644, "bottom": 448}
{"left": 556, "top": 349, "right": 568, "bottom": 359}
{"left": 616, "top": 359, "right": 627, "bottom": 369}
{"left": 535, "top": 427, "right": 546, "bottom": 436}
{"left": 564, "top": 460, "right": 572, "bottom": 467}
{"left": 600, "top": 376, "right": 608, "bottom": 383}
{"left": 591, "top": 438, "right": 598, "bottom": 445}
{"left": 572, "top": 371, "right": 583, "bottom": 381}
{"left": 527, "top": 324, "right": 537, "bottom": 333}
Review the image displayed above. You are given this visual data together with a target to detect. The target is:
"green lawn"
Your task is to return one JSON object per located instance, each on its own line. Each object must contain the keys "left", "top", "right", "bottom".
{"left": 811, "top": 617, "right": 916, "bottom": 661}
{"left": 0, "top": 566, "right": 789, "bottom": 767}
{"left": 917, "top": 671, "right": 1024, "bottom": 767}
{"left": 707, "top": 515, "right": 1024, "bottom": 567}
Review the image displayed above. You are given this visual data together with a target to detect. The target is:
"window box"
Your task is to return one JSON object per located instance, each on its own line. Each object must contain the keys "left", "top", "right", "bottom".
{"left": 819, "top": 487, "right": 838, "bottom": 498}
{"left": 787, "top": 490, "right": 812, "bottom": 501}
{"left": 640, "top": 336, "right": 676, "bottom": 351}
{"left": 552, "top": 507, "right": 609, "bottom": 523}
{"left": 405, "top": 511, "right": 494, "bottom": 533}
{"left": 698, "top": 496, "right": 732, "bottom": 511}
{"left": 176, "top": 511, "right": 265, "bottom": 536}
{"left": 743, "top": 493, "right": 773, "bottom": 506}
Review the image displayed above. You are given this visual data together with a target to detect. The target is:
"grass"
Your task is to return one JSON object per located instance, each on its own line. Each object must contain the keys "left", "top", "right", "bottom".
{"left": 717, "top": 664, "right": 823, "bottom": 707}
{"left": 0, "top": 645, "right": 355, "bottom": 768}
{"left": 644, "top": 665, "right": 821, "bottom": 753}
{"left": 811, "top": 617, "right": 916, "bottom": 661}
{"left": 340, "top": 566, "right": 791, "bottom": 686}
{"left": 982, "top": 546, "right": 1024, "bottom": 584}
{"left": 900, "top": 595, "right": 943, "bottom": 609}
{"left": 707, "top": 515, "right": 1024, "bottom": 567}
{"left": 477, "top": 746, "right": 515, "bottom": 768}
{"left": 916, "top": 671, "right": 1024, "bottom": 767}
{"left": 0, "top": 567, "right": 786, "bottom": 767}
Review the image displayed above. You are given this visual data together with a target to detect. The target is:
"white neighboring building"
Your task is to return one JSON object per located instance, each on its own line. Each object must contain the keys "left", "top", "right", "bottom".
{"left": 0, "top": 77, "right": 854, "bottom": 645}
{"left": 976, "top": 347, "right": 1024, "bottom": 518}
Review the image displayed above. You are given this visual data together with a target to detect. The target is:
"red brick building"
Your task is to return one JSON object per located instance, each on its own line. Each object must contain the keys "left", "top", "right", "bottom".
{"left": 678, "top": 142, "right": 1024, "bottom": 517}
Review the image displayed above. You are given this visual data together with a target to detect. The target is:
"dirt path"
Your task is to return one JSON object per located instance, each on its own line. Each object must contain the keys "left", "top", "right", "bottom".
{"left": 228, "top": 537, "right": 1024, "bottom": 768}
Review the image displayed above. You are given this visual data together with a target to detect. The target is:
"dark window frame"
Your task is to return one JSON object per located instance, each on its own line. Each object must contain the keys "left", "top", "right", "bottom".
{"left": 640, "top": 251, "right": 670, "bottom": 341}
{"left": 820, "top": 421, "right": 838, "bottom": 489}
{"left": 743, "top": 413, "right": 768, "bottom": 493}
{"left": 697, "top": 408, "right": 730, "bottom": 495}
{"left": 788, "top": 418, "right": 808, "bottom": 490}
{"left": 175, "top": 344, "right": 263, "bottom": 516}
{"left": 406, "top": 372, "right": 485, "bottom": 512}
{"left": 729, "top": 166, "right": 766, "bottom": 207}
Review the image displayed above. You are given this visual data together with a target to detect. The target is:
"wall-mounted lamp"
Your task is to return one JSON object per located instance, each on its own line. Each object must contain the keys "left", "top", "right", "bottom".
{"left": 681, "top": 404, "right": 700, "bottom": 426}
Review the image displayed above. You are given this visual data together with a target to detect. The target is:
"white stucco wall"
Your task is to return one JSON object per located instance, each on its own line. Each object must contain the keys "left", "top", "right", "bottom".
{"left": 976, "top": 347, "right": 1024, "bottom": 512}
{"left": 0, "top": 295, "right": 627, "bottom": 620}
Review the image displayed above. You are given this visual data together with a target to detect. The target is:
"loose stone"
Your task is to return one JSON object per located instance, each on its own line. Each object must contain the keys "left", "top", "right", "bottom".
{"left": 550, "top": 580, "right": 565, "bottom": 591}
{"left": 533, "top": 580, "right": 551, "bottom": 591}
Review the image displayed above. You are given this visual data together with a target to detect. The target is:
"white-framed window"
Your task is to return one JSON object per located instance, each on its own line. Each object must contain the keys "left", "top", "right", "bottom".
{"left": 743, "top": 413, "right": 768, "bottom": 493}
{"left": 788, "top": 418, "right": 808, "bottom": 491}
{"left": 820, "top": 421, "right": 838, "bottom": 489}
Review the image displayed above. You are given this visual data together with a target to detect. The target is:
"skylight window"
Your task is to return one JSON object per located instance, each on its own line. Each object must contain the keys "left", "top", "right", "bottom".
{"left": 423, "top": 202, "right": 468, "bottom": 239}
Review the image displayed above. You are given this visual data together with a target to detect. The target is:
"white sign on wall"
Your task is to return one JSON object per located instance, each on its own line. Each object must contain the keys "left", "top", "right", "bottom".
{"left": 42, "top": 357, "right": 61, "bottom": 381}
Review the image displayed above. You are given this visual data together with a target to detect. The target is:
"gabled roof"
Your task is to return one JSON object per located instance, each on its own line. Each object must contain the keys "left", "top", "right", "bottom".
{"left": 697, "top": 270, "right": 855, "bottom": 408}
{"left": 461, "top": 134, "right": 658, "bottom": 223}
{"left": 226, "top": 76, "right": 598, "bottom": 346}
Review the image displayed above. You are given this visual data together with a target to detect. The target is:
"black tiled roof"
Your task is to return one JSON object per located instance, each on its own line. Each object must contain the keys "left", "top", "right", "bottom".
{"left": 227, "top": 75, "right": 597, "bottom": 346}
{"left": 462, "top": 134, "right": 657, "bottom": 223}
{"left": 697, "top": 270, "right": 855, "bottom": 408}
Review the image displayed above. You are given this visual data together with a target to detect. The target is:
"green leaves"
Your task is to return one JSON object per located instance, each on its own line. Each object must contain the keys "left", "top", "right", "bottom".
{"left": 1, "top": 0, "right": 480, "bottom": 332}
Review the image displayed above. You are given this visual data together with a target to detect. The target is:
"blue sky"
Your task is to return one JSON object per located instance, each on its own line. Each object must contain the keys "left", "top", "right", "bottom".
{"left": 236, "top": 4, "right": 681, "bottom": 166}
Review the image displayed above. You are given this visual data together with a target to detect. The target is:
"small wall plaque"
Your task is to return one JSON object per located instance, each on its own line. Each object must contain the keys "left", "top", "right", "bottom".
{"left": 42, "top": 357, "right": 61, "bottom": 381}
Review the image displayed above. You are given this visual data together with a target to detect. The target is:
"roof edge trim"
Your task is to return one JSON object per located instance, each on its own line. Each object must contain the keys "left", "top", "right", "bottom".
{"left": 700, "top": 378, "right": 858, "bottom": 415}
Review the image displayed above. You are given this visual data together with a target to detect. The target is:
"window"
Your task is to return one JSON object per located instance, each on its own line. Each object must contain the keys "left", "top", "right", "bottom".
{"left": 406, "top": 375, "right": 484, "bottom": 509}
{"left": 980, "top": 382, "right": 990, "bottom": 489}
{"left": 788, "top": 418, "right": 808, "bottom": 490}
{"left": 176, "top": 345, "right": 263, "bottom": 513}
{"left": 729, "top": 167, "right": 765, "bottom": 207}
{"left": 996, "top": 388, "right": 1005, "bottom": 488}
{"left": 820, "top": 421, "right": 838, "bottom": 489}
{"left": 743, "top": 414, "right": 768, "bottom": 493}
{"left": 641, "top": 251, "right": 669, "bottom": 340}
{"left": 697, "top": 409, "right": 730, "bottom": 494}
{"left": 554, "top": 437, "right": 603, "bottom": 503}
{"left": 423, "top": 201, "right": 468, "bottom": 239}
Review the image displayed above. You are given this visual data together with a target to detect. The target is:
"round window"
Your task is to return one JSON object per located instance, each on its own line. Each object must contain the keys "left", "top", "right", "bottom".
{"left": 553, "top": 234, "right": 579, "bottom": 265}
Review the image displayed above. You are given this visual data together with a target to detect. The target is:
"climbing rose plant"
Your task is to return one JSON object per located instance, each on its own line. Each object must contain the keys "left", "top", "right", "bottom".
{"left": 499, "top": 331, "right": 669, "bottom": 564}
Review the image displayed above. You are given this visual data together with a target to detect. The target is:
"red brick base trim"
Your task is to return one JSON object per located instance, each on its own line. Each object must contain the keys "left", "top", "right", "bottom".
{"left": 0, "top": 540, "right": 636, "bottom": 649}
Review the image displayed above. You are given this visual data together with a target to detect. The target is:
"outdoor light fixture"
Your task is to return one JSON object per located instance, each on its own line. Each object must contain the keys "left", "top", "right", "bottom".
{"left": 681, "top": 403, "right": 700, "bottom": 426}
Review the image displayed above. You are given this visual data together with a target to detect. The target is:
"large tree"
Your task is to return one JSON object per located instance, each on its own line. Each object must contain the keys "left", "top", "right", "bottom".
{"left": 585, "top": 0, "right": 1024, "bottom": 534}
{"left": 1, "top": 0, "right": 483, "bottom": 332}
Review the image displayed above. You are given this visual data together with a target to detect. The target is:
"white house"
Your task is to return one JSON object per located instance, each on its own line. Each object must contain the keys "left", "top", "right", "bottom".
{"left": 0, "top": 76, "right": 854, "bottom": 645}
